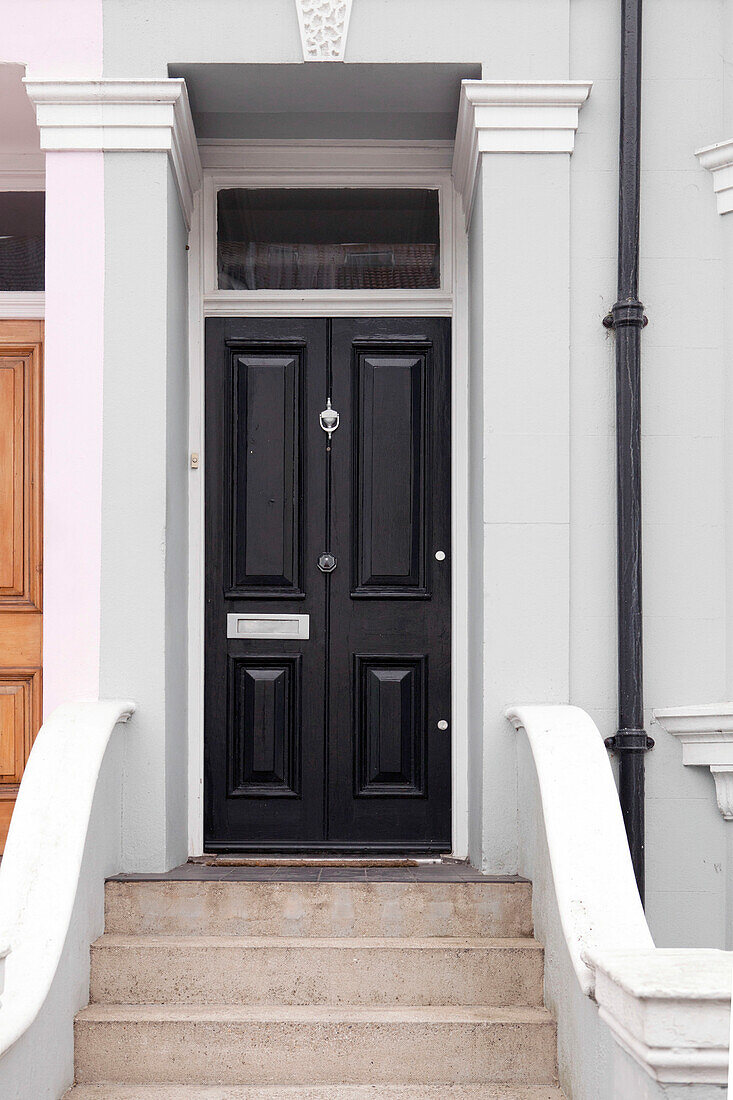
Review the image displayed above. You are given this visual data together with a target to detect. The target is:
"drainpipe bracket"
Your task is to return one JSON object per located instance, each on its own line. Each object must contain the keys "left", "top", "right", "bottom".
{"left": 605, "top": 729, "right": 655, "bottom": 754}
{"left": 603, "top": 300, "right": 648, "bottom": 329}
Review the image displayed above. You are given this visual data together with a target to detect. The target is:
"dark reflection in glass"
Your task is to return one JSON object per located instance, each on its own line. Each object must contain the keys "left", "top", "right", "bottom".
{"left": 217, "top": 188, "right": 440, "bottom": 291}
{"left": 0, "top": 192, "right": 45, "bottom": 291}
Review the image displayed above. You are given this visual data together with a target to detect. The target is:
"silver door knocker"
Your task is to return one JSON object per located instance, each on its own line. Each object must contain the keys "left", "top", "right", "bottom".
{"left": 319, "top": 398, "right": 340, "bottom": 438}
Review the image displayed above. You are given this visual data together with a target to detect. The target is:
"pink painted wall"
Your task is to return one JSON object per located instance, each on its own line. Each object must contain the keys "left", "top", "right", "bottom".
{"left": 42, "top": 150, "right": 105, "bottom": 712}
{"left": 0, "top": 0, "right": 105, "bottom": 712}
{"left": 0, "top": 0, "right": 102, "bottom": 78}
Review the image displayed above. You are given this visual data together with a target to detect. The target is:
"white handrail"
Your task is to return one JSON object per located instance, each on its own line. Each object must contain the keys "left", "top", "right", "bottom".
{"left": 506, "top": 704, "right": 654, "bottom": 995}
{"left": 0, "top": 699, "right": 134, "bottom": 1056}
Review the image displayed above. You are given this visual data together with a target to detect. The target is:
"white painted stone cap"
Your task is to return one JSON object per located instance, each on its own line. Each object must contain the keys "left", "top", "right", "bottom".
{"left": 585, "top": 947, "right": 732, "bottom": 1084}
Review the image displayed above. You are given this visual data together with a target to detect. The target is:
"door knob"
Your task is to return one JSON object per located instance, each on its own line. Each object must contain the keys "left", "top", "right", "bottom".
{"left": 317, "top": 552, "right": 337, "bottom": 573}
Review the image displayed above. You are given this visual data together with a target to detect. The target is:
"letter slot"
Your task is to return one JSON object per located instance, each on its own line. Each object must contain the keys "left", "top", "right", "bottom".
{"left": 227, "top": 613, "right": 310, "bottom": 640}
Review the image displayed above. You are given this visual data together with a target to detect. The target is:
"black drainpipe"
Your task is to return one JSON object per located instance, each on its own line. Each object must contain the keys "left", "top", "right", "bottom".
{"left": 602, "top": 0, "right": 654, "bottom": 905}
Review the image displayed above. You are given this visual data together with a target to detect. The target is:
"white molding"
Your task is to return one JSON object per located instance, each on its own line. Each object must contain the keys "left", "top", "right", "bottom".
{"left": 23, "top": 79, "right": 202, "bottom": 229}
{"left": 0, "top": 294, "right": 45, "bottom": 320}
{"left": 202, "top": 149, "right": 454, "bottom": 303}
{"left": 589, "top": 948, "right": 732, "bottom": 1084}
{"left": 187, "top": 140, "right": 470, "bottom": 859}
{"left": 507, "top": 705, "right": 653, "bottom": 996}
{"left": 452, "top": 80, "right": 593, "bottom": 229}
{"left": 202, "top": 291, "right": 453, "bottom": 318}
{"left": 0, "top": 156, "right": 45, "bottom": 190}
{"left": 653, "top": 704, "right": 733, "bottom": 819}
{"left": 198, "top": 139, "right": 454, "bottom": 174}
{"left": 695, "top": 140, "right": 733, "bottom": 215}
{"left": 294, "top": 0, "right": 353, "bottom": 61}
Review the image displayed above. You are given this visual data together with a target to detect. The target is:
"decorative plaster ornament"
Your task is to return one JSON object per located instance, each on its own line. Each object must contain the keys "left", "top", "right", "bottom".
{"left": 295, "top": 0, "right": 353, "bottom": 61}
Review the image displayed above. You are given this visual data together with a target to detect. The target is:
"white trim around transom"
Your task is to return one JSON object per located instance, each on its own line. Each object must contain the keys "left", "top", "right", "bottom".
{"left": 22, "top": 78, "right": 201, "bottom": 229}
{"left": 186, "top": 140, "right": 471, "bottom": 860}
{"left": 452, "top": 80, "right": 593, "bottom": 229}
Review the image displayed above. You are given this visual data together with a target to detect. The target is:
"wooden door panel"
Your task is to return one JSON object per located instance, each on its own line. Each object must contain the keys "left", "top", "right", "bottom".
{"left": 0, "top": 321, "right": 43, "bottom": 851}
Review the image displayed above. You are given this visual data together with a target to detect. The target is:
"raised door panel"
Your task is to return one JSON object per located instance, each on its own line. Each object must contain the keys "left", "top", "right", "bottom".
{"left": 228, "top": 655, "right": 301, "bottom": 798}
{"left": 0, "top": 334, "right": 42, "bottom": 610}
{"left": 355, "top": 655, "right": 426, "bottom": 797}
{"left": 0, "top": 321, "right": 42, "bottom": 853}
{"left": 228, "top": 349, "right": 304, "bottom": 598}
{"left": 352, "top": 347, "right": 428, "bottom": 597}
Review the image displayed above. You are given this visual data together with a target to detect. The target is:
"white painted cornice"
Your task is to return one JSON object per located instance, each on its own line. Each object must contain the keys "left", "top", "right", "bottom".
{"left": 695, "top": 139, "right": 733, "bottom": 214}
{"left": 588, "top": 948, "right": 732, "bottom": 1084}
{"left": 23, "top": 79, "right": 201, "bottom": 228}
{"left": 452, "top": 80, "right": 593, "bottom": 229}
{"left": 653, "top": 704, "right": 733, "bottom": 819}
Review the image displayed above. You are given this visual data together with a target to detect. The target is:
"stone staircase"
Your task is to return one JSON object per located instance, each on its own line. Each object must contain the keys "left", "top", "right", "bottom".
{"left": 65, "top": 874, "right": 564, "bottom": 1098}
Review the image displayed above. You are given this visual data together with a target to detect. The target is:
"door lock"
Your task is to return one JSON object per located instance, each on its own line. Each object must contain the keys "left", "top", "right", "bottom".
{"left": 317, "top": 552, "right": 337, "bottom": 573}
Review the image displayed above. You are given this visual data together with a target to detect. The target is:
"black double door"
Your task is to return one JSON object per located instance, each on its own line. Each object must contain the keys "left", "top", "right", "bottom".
{"left": 205, "top": 317, "right": 451, "bottom": 852}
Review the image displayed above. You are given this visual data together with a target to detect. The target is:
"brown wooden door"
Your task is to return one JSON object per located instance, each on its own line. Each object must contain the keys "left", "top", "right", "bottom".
{"left": 0, "top": 321, "right": 43, "bottom": 851}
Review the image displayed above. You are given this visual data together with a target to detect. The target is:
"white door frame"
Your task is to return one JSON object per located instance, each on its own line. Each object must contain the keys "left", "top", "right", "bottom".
{"left": 187, "top": 140, "right": 470, "bottom": 858}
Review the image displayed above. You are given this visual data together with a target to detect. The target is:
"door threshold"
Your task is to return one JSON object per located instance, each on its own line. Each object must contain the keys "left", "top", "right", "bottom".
{"left": 196, "top": 853, "right": 458, "bottom": 868}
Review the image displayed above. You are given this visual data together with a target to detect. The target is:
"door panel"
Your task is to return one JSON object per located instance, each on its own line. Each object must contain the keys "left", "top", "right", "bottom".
{"left": 205, "top": 317, "right": 450, "bottom": 852}
{"left": 352, "top": 350, "right": 428, "bottom": 596}
{"left": 205, "top": 319, "right": 327, "bottom": 847}
{"left": 0, "top": 321, "right": 43, "bottom": 851}
{"left": 230, "top": 352, "right": 304, "bottom": 596}
{"left": 329, "top": 318, "right": 450, "bottom": 848}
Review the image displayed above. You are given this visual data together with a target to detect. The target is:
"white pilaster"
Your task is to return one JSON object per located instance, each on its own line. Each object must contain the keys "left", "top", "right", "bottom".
{"left": 25, "top": 78, "right": 199, "bottom": 870}
{"left": 452, "top": 80, "right": 592, "bottom": 228}
{"left": 24, "top": 79, "right": 201, "bottom": 228}
{"left": 454, "top": 78, "right": 591, "bottom": 870}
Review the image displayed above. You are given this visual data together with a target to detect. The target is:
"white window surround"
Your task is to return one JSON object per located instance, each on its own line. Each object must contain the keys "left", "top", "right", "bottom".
{"left": 653, "top": 704, "right": 733, "bottom": 820}
{"left": 201, "top": 140, "right": 455, "bottom": 316}
{"left": 695, "top": 139, "right": 733, "bottom": 215}
{"left": 452, "top": 79, "right": 593, "bottom": 228}
{"left": 0, "top": 158, "right": 45, "bottom": 319}
{"left": 22, "top": 78, "right": 201, "bottom": 230}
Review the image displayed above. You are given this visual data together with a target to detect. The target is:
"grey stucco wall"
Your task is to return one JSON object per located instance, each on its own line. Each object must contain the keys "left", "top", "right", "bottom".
{"left": 96, "top": 0, "right": 733, "bottom": 945}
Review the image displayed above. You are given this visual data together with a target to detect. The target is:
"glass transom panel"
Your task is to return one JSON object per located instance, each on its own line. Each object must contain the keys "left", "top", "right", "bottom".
{"left": 217, "top": 188, "right": 440, "bottom": 291}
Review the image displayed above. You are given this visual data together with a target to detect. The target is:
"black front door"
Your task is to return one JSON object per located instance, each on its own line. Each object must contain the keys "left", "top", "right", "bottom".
{"left": 205, "top": 317, "right": 451, "bottom": 852}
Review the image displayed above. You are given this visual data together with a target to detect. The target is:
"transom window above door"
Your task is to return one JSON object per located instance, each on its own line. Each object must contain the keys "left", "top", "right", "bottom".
{"left": 216, "top": 187, "right": 441, "bottom": 291}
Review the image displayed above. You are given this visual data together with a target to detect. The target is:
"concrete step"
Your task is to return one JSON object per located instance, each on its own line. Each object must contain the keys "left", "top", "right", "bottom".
{"left": 65, "top": 1085, "right": 566, "bottom": 1099}
{"left": 90, "top": 934, "right": 544, "bottom": 1006}
{"left": 104, "top": 880, "right": 533, "bottom": 938}
{"left": 74, "top": 1004, "right": 557, "bottom": 1087}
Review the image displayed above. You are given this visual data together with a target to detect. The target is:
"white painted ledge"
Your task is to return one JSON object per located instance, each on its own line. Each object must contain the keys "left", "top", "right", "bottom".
{"left": 452, "top": 80, "right": 592, "bottom": 228}
{"left": 0, "top": 700, "right": 134, "bottom": 1057}
{"left": 696, "top": 140, "right": 733, "bottom": 214}
{"left": 23, "top": 79, "right": 201, "bottom": 228}
{"left": 653, "top": 704, "right": 733, "bottom": 819}
{"left": 588, "top": 948, "right": 732, "bottom": 1084}
{"left": 506, "top": 704, "right": 653, "bottom": 996}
